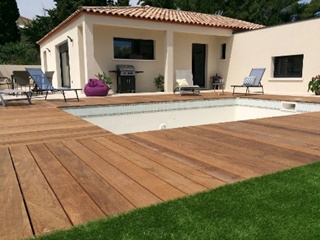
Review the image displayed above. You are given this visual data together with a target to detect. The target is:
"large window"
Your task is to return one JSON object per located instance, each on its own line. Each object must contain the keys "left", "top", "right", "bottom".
{"left": 274, "top": 54, "right": 303, "bottom": 78}
{"left": 114, "top": 38, "right": 154, "bottom": 60}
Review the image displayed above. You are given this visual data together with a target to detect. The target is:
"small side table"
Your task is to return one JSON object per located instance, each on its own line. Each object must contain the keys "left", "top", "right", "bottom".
{"left": 213, "top": 79, "right": 224, "bottom": 94}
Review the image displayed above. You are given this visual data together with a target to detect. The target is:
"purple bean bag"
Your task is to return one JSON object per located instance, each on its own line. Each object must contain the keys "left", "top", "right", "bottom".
{"left": 84, "top": 79, "right": 109, "bottom": 96}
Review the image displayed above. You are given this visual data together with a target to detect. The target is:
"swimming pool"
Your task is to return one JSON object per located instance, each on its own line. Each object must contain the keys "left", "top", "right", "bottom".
{"left": 63, "top": 98, "right": 320, "bottom": 134}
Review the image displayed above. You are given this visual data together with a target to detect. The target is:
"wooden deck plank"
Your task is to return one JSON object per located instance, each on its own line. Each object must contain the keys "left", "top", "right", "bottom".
{"left": 9, "top": 145, "right": 71, "bottom": 236}
{"left": 129, "top": 130, "right": 261, "bottom": 179}
{"left": 0, "top": 107, "right": 110, "bottom": 147}
{"left": 105, "top": 134, "right": 225, "bottom": 189}
{"left": 195, "top": 125, "right": 306, "bottom": 168}
{"left": 0, "top": 120, "right": 95, "bottom": 134}
{"left": 246, "top": 117, "right": 320, "bottom": 146}
{"left": 62, "top": 139, "right": 162, "bottom": 208}
{"left": 80, "top": 138, "right": 186, "bottom": 201}
{"left": 175, "top": 126, "right": 304, "bottom": 171}
{"left": 0, "top": 148, "right": 33, "bottom": 240}
{"left": 27, "top": 143, "right": 105, "bottom": 225}
{"left": 232, "top": 119, "right": 320, "bottom": 148}
{"left": 1, "top": 92, "right": 320, "bottom": 239}
{"left": 46, "top": 141, "right": 135, "bottom": 215}
{"left": 124, "top": 133, "right": 245, "bottom": 183}
{"left": 95, "top": 135, "right": 208, "bottom": 194}
{"left": 210, "top": 122, "right": 320, "bottom": 157}
{"left": 170, "top": 127, "right": 287, "bottom": 175}
{"left": 248, "top": 113, "right": 320, "bottom": 134}
{"left": 199, "top": 122, "right": 320, "bottom": 161}
{"left": 0, "top": 126, "right": 108, "bottom": 147}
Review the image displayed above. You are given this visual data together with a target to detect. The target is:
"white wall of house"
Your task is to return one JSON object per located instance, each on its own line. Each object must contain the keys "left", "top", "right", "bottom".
{"left": 39, "top": 15, "right": 85, "bottom": 89}
{"left": 39, "top": 13, "right": 233, "bottom": 93}
{"left": 226, "top": 18, "right": 320, "bottom": 95}
{"left": 174, "top": 33, "right": 225, "bottom": 90}
{"left": 92, "top": 25, "right": 166, "bottom": 92}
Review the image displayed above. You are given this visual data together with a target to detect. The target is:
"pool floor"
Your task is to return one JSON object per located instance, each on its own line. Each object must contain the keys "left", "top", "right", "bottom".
{"left": 84, "top": 105, "right": 298, "bottom": 134}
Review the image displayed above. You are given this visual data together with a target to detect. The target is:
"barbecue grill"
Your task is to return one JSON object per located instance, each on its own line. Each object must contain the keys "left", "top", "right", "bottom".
{"left": 116, "top": 65, "right": 136, "bottom": 93}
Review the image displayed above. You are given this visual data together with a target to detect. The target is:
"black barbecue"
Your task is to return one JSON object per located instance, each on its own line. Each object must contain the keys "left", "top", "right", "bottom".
{"left": 116, "top": 65, "right": 136, "bottom": 93}
{"left": 109, "top": 65, "right": 143, "bottom": 93}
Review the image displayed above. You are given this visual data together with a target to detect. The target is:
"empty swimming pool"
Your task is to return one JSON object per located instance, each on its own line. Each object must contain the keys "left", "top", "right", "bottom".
{"left": 63, "top": 98, "right": 320, "bottom": 134}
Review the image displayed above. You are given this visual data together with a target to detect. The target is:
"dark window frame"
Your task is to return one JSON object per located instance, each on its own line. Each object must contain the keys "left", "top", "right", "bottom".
{"left": 113, "top": 37, "right": 155, "bottom": 60}
{"left": 273, "top": 54, "right": 303, "bottom": 78}
{"left": 220, "top": 43, "right": 226, "bottom": 60}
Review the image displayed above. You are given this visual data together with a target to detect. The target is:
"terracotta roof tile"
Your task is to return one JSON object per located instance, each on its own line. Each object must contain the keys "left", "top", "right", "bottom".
{"left": 81, "top": 5, "right": 264, "bottom": 29}
{"left": 38, "top": 6, "right": 264, "bottom": 44}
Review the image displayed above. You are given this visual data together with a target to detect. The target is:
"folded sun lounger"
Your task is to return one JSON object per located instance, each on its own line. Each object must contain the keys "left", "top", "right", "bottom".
{"left": 0, "top": 89, "right": 32, "bottom": 107}
{"left": 231, "top": 68, "right": 266, "bottom": 95}
{"left": 26, "top": 68, "right": 81, "bottom": 102}
{"left": 174, "top": 70, "right": 200, "bottom": 95}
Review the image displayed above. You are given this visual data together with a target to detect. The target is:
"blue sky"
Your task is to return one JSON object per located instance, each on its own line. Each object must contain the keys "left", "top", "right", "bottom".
{"left": 17, "top": 0, "right": 311, "bottom": 19}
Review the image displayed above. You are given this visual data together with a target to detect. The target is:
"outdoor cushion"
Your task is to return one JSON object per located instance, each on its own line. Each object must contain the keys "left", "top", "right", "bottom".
{"left": 176, "top": 79, "right": 189, "bottom": 86}
{"left": 243, "top": 76, "right": 256, "bottom": 86}
{"left": 84, "top": 79, "right": 109, "bottom": 96}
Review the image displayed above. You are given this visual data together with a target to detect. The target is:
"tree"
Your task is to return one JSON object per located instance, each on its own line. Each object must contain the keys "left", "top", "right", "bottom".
{"left": 117, "top": 0, "right": 130, "bottom": 5}
{"left": 0, "top": 42, "right": 39, "bottom": 64}
{"left": 176, "top": 0, "right": 303, "bottom": 26}
{"left": 0, "top": 0, "right": 20, "bottom": 45}
{"left": 300, "top": 0, "right": 320, "bottom": 19}
{"left": 22, "top": 15, "right": 54, "bottom": 48}
{"left": 138, "top": 0, "right": 176, "bottom": 9}
{"left": 47, "top": 0, "right": 131, "bottom": 28}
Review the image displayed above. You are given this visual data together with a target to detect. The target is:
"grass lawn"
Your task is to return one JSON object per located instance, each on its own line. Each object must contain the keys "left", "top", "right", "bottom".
{"left": 34, "top": 161, "right": 320, "bottom": 240}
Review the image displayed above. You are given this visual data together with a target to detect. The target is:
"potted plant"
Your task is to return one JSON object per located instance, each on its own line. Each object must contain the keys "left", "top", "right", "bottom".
{"left": 154, "top": 74, "right": 164, "bottom": 91}
{"left": 96, "top": 72, "right": 113, "bottom": 89}
{"left": 308, "top": 74, "right": 320, "bottom": 95}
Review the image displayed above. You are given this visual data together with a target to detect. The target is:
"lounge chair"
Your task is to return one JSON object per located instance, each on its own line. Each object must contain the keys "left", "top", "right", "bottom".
{"left": 174, "top": 70, "right": 200, "bottom": 95}
{"left": 26, "top": 68, "right": 81, "bottom": 102}
{"left": 0, "top": 77, "right": 11, "bottom": 90}
{"left": 231, "top": 68, "right": 266, "bottom": 95}
{"left": 45, "top": 71, "right": 54, "bottom": 84}
{"left": 12, "top": 70, "right": 32, "bottom": 91}
{"left": 0, "top": 89, "right": 32, "bottom": 107}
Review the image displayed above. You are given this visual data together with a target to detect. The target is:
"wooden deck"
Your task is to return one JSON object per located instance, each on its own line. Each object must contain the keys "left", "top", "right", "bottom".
{"left": 1, "top": 92, "right": 320, "bottom": 240}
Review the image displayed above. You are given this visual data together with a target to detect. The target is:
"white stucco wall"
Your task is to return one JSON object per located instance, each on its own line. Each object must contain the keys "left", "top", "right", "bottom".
{"left": 92, "top": 25, "right": 165, "bottom": 92}
{"left": 226, "top": 18, "right": 320, "bottom": 95}
{"left": 39, "top": 15, "right": 85, "bottom": 89}
{"left": 174, "top": 33, "right": 224, "bottom": 90}
{"left": 39, "top": 13, "right": 233, "bottom": 93}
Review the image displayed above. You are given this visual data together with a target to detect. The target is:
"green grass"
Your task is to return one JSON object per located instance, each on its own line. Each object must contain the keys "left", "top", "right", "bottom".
{"left": 34, "top": 161, "right": 320, "bottom": 240}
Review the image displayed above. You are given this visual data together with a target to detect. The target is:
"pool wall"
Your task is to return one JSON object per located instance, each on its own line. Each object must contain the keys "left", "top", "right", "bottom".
{"left": 63, "top": 98, "right": 320, "bottom": 118}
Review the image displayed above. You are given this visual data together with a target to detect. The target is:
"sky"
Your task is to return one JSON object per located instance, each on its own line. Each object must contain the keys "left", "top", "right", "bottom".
{"left": 17, "top": 0, "right": 311, "bottom": 20}
{"left": 16, "top": 0, "right": 139, "bottom": 19}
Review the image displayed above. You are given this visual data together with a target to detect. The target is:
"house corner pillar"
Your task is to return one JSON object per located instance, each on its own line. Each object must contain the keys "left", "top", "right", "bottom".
{"left": 82, "top": 19, "right": 94, "bottom": 83}
{"left": 164, "top": 30, "right": 174, "bottom": 93}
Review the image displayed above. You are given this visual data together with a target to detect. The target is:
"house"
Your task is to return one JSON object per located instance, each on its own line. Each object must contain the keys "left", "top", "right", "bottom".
{"left": 37, "top": 6, "right": 262, "bottom": 93}
{"left": 37, "top": 6, "right": 320, "bottom": 95}
{"left": 17, "top": 16, "right": 32, "bottom": 29}
{"left": 227, "top": 17, "right": 320, "bottom": 95}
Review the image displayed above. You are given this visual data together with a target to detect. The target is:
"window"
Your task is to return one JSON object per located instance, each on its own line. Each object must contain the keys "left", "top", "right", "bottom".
{"left": 220, "top": 43, "right": 226, "bottom": 60}
{"left": 114, "top": 38, "right": 154, "bottom": 60}
{"left": 274, "top": 55, "right": 303, "bottom": 78}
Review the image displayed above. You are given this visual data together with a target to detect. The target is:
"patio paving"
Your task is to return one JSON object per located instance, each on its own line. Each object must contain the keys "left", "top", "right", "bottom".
{"left": 1, "top": 92, "right": 320, "bottom": 240}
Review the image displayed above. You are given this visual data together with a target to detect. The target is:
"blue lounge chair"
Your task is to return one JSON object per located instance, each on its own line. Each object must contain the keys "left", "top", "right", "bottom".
{"left": 26, "top": 68, "right": 81, "bottom": 102}
{"left": 231, "top": 68, "right": 266, "bottom": 95}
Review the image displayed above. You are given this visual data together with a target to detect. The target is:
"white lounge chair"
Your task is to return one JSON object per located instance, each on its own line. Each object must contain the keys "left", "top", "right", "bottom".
{"left": 174, "top": 70, "right": 200, "bottom": 95}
